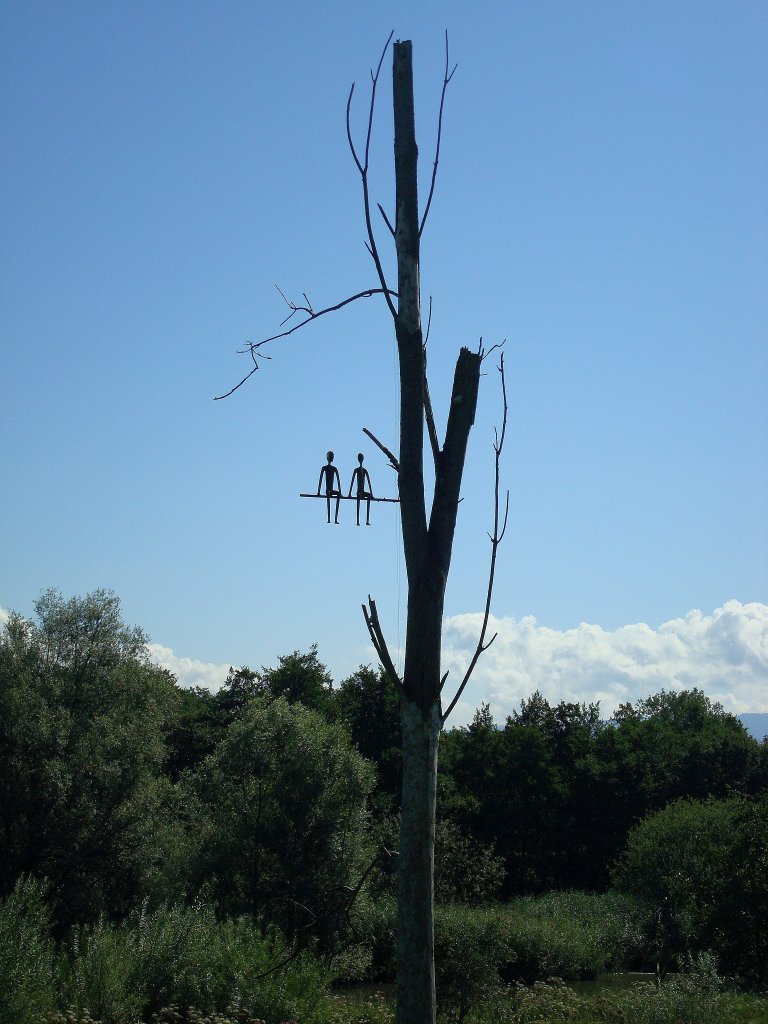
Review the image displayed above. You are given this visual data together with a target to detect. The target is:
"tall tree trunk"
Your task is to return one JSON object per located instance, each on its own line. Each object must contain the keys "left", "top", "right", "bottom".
{"left": 397, "top": 699, "right": 441, "bottom": 1023}
{"left": 392, "top": 41, "right": 481, "bottom": 1024}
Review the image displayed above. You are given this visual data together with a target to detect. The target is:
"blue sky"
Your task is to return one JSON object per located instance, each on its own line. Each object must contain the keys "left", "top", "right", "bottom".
{"left": 2, "top": 1, "right": 766, "bottom": 722}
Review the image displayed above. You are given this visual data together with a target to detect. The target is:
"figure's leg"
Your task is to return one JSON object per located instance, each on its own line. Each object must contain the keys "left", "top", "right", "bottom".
{"left": 325, "top": 495, "right": 331, "bottom": 523}
{"left": 365, "top": 496, "right": 371, "bottom": 525}
{"left": 355, "top": 497, "right": 361, "bottom": 525}
{"left": 334, "top": 493, "right": 340, "bottom": 523}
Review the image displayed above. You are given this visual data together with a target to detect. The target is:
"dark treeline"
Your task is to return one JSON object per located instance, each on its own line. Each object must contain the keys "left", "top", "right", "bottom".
{"left": 2, "top": 588, "right": 767, "bottom": 992}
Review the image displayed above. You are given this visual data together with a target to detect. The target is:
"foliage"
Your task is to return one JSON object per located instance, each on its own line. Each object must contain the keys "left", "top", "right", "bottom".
{"left": 0, "top": 875, "right": 58, "bottom": 1024}
{"left": 331, "top": 667, "right": 401, "bottom": 811}
{"left": 434, "top": 820, "right": 504, "bottom": 904}
{"left": 433, "top": 903, "right": 509, "bottom": 1022}
{"left": 0, "top": 591, "right": 184, "bottom": 928}
{"left": 440, "top": 689, "right": 764, "bottom": 896}
{"left": 253, "top": 646, "right": 334, "bottom": 715}
{"left": 501, "top": 891, "right": 646, "bottom": 983}
{"left": 604, "top": 688, "right": 762, "bottom": 825}
{"left": 62, "top": 900, "right": 331, "bottom": 1024}
{"left": 0, "top": 895, "right": 331, "bottom": 1024}
{"left": 612, "top": 793, "right": 768, "bottom": 984}
{"left": 187, "top": 695, "right": 375, "bottom": 946}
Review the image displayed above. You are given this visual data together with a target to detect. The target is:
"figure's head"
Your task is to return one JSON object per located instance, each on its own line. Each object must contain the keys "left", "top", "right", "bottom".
{"left": 357, "top": 452, "right": 364, "bottom": 464}
{"left": 327, "top": 451, "right": 334, "bottom": 462}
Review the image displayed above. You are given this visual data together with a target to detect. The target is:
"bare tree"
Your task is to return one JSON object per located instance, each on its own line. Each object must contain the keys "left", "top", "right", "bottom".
{"left": 217, "top": 35, "right": 507, "bottom": 1024}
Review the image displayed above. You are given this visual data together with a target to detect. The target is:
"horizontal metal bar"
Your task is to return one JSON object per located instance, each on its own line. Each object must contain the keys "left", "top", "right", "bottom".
{"left": 300, "top": 493, "right": 400, "bottom": 503}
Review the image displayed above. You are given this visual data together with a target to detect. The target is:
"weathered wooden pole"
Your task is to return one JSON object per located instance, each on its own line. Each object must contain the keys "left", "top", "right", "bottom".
{"left": 392, "top": 39, "right": 481, "bottom": 1024}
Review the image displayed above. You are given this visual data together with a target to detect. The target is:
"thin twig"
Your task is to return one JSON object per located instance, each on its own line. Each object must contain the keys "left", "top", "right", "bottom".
{"left": 419, "top": 31, "right": 458, "bottom": 237}
{"left": 424, "top": 295, "right": 433, "bottom": 347}
{"left": 363, "top": 427, "right": 400, "bottom": 472}
{"left": 214, "top": 287, "right": 395, "bottom": 400}
{"left": 442, "top": 353, "right": 508, "bottom": 722}
{"left": 481, "top": 338, "right": 506, "bottom": 362}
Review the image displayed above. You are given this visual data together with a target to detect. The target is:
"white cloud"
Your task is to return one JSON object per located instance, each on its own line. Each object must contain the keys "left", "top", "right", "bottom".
{"left": 147, "top": 642, "right": 231, "bottom": 692}
{"left": 441, "top": 600, "right": 768, "bottom": 726}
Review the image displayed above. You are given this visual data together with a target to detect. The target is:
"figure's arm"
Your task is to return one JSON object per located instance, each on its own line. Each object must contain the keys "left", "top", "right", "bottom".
{"left": 365, "top": 469, "right": 373, "bottom": 496}
{"left": 348, "top": 471, "right": 355, "bottom": 498}
{"left": 317, "top": 467, "right": 324, "bottom": 495}
{"left": 333, "top": 467, "right": 342, "bottom": 492}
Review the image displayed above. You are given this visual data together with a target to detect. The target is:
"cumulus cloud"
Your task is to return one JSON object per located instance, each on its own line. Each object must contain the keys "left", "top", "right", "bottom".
{"left": 147, "top": 642, "right": 231, "bottom": 692}
{"left": 441, "top": 601, "right": 768, "bottom": 726}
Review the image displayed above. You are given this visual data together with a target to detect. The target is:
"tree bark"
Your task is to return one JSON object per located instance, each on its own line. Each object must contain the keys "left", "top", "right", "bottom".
{"left": 396, "top": 699, "right": 441, "bottom": 1023}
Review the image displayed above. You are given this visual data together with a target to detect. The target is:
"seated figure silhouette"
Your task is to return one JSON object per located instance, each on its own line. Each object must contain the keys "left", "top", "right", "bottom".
{"left": 349, "top": 452, "right": 374, "bottom": 526}
{"left": 317, "top": 450, "right": 342, "bottom": 524}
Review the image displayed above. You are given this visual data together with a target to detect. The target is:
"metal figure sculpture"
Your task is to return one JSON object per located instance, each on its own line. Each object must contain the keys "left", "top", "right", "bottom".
{"left": 317, "top": 450, "right": 342, "bottom": 524}
{"left": 349, "top": 452, "right": 374, "bottom": 525}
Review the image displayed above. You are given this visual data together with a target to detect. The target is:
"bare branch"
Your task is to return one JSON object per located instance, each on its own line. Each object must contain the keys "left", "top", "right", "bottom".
{"left": 214, "top": 287, "right": 396, "bottom": 400}
{"left": 419, "top": 31, "right": 458, "bottom": 237}
{"left": 346, "top": 31, "right": 398, "bottom": 322}
{"left": 363, "top": 596, "right": 405, "bottom": 700}
{"left": 378, "top": 202, "right": 396, "bottom": 237}
{"left": 362, "top": 427, "right": 399, "bottom": 472}
{"left": 422, "top": 349, "right": 440, "bottom": 468}
{"left": 442, "top": 353, "right": 508, "bottom": 723}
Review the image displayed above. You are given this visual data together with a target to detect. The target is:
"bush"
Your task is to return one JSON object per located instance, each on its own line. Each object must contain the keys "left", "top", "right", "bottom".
{"left": 434, "top": 820, "right": 505, "bottom": 905}
{"left": 434, "top": 903, "right": 510, "bottom": 1021}
{"left": 0, "top": 875, "right": 57, "bottom": 1024}
{"left": 612, "top": 794, "right": 768, "bottom": 984}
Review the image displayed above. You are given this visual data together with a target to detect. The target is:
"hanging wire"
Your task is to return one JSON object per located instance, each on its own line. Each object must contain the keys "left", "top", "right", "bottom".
{"left": 393, "top": 329, "right": 403, "bottom": 676}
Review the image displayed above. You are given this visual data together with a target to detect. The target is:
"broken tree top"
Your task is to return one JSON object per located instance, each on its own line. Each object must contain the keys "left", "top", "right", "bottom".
{"left": 301, "top": 450, "right": 399, "bottom": 525}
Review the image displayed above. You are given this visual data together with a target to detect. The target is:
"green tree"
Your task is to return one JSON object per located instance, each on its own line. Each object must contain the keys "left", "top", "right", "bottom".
{"left": 612, "top": 688, "right": 760, "bottom": 806}
{"left": 0, "top": 590, "right": 183, "bottom": 927}
{"left": 254, "top": 646, "right": 334, "bottom": 715}
{"left": 599, "top": 688, "right": 762, "bottom": 856}
{"left": 332, "top": 666, "right": 402, "bottom": 809}
{"left": 441, "top": 704, "right": 563, "bottom": 894}
{"left": 613, "top": 793, "right": 768, "bottom": 984}
{"left": 510, "top": 692, "right": 613, "bottom": 889}
{"left": 188, "top": 694, "right": 375, "bottom": 947}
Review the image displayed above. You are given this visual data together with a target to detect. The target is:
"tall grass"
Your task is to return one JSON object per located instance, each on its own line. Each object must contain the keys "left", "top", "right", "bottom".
{"left": 501, "top": 890, "right": 647, "bottom": 981}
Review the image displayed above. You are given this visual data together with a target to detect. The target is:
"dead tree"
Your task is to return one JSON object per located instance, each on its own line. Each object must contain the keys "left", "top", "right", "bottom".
{"left": 217, "top": 35, "right": 508, "bottom": 1024}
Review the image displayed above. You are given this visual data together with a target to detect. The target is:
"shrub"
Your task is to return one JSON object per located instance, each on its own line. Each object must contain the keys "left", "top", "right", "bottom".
{"left": 434, "top": 903, "right": 510, "bottom": 1021}
{"left": 612, "top": 794, "right": 768, "bottom": 984}
{"left": 0, "top": 875, "right": 57, "bottom": 1024}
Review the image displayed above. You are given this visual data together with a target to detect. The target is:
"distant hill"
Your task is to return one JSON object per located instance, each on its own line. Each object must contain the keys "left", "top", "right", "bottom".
{"left": 739, "top": 713, "right": 768, "bottom": 741}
